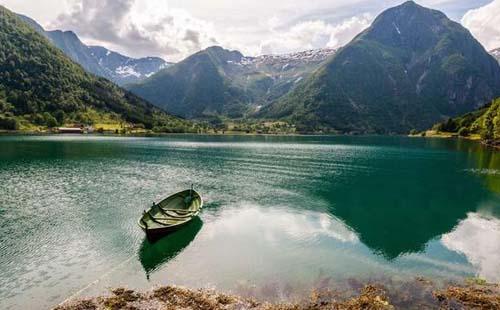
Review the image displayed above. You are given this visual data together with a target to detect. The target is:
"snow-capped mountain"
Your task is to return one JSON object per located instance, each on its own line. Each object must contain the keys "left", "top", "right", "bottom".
{"left": 240, "top": 48, "right": 337, "bottom": 67}
{"left": 490, "top": 48, "right": 500, "bottom": 63}
{"left": 234, "top": 48, "right": 338, "bottom": 103}
{"left": 17, "top": 14, "right": 171, "bottom": 86}
{"left": 88, "top": 46, "right": 170, "bottom": 85}
{"left": 128, "top": 46, "right": 337, "bottom": 118}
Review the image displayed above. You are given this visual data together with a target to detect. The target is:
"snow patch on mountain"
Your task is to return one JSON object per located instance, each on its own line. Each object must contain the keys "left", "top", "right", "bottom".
{"left": 490, "top": 48, "right": 500, "bottom": 61}
{"left": 116, "top": 66, "right": 141, "bottom": 78}
{"left": 240, "top": 48, "right": 337, "bottom": 66}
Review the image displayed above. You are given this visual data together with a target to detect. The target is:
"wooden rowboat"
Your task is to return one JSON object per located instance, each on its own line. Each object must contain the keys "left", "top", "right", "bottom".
{"left": 138, "top": 187, "right": 203, "bottom": 241}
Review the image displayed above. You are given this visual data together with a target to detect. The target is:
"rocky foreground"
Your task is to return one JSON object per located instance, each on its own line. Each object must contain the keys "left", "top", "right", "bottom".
{"left": 54, "top": 279, "right": 500, "bottom": 310}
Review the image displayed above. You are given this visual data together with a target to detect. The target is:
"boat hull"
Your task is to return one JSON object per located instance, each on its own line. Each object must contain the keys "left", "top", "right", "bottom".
{"left": 141, "top": 219, "right": 194, "bottom": 242}
{"left": 138, "top": 189, "right": 203, "bottom": 242}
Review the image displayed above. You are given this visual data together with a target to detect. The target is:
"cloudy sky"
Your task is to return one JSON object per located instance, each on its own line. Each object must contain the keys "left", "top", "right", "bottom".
{"left": 0, "top": 0, "right": 498, "bottom": 61}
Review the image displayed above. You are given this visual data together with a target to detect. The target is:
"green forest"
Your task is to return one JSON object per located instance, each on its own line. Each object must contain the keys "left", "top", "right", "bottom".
{"left": 432, "top": 98, "right": 500, "bottom": 146}
{"left": 0, "top": 6, "right": 198, "bottom": 133}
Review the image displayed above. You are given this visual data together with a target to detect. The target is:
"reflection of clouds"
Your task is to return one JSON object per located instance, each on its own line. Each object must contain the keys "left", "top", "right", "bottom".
{"left": 441, "top": 213, "right": 500, "bottom": 282}
{"left": 203, "top": 204, "right": 358, "bottom": 243}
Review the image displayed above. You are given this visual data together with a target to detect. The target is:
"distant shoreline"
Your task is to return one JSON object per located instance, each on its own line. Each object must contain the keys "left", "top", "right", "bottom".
{"left": 0, "top": 128, "right": 417, "bottom": 138}
{"left": 0, "top": 130, "right": 305, "bottom": 137}
{"left": 1, "top": 130, "right": 499, "bottom": 150}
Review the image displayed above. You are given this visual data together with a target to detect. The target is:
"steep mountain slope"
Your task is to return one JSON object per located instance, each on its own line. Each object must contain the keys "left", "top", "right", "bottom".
{"left": 128, "top": 46, "right": 335, "bottom": 119}
{"left": 128, "top": 46, "right": 248, "bottom": 118}
{"left": 0, "top": 6, "right": 189, "bottom": 131}
{"left": 17, "top": 14, "right": 169, "bottom": 86}
{"left": 47, "top": 30, "right": 111, "bottom": 79}
{"left": 262, "top": 1, "right": 500, "bottom": 133}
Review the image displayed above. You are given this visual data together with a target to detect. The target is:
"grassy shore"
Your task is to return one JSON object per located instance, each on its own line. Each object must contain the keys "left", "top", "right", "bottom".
{"left": 54, "top": 279, "right": 499, "bottom": 310}
{"left": 410, "top": 130, "right": 500, "bottom": 150}
{"left": 409, "top": 130, "right": 481, "bottom": 140}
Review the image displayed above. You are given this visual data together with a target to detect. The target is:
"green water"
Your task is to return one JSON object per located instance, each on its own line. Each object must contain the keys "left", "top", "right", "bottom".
{"left": 0, "top": 135, "right": 499, "bottom": 309}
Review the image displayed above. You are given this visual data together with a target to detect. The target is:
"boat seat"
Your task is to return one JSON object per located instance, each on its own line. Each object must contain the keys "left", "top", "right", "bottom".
{"left": 164, "top": 210, "right": 194, "bottom": 218}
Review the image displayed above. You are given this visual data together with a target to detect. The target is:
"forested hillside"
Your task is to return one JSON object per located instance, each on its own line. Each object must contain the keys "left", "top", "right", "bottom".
{"left": 431, "top": 98, "right": 500, "bottom": 147}
{"left": 0, "top": 6, "right": 194, "bottom": 132}
{"left": 261, "top": 1, "right": 500, "bottom": 134}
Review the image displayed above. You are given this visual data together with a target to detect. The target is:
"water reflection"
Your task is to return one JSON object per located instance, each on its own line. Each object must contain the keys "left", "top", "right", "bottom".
{"left": 441, "top": 213, "right": 500, "bottom": 282}
{"left": 307, "top": 141, "right": 493, "bottom": 259}
{"left": 2, "top": 135, "right": 500, "bottom": 309}
{"left": 138, "top": 217, "right": 203, "bottom": 279}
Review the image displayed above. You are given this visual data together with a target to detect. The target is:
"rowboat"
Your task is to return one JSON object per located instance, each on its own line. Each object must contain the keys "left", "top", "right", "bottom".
{"left": 138, "top": 187, "right": 203, "bottom": 241}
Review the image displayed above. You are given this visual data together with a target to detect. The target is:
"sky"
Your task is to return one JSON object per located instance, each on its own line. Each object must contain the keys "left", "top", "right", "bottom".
{"left": 0, "top": 0, "right": 498, "bottom": 61}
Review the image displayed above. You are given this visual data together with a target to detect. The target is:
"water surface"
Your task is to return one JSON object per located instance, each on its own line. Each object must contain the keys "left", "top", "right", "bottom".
{"left": 0, "top": 135, "right": 499, "bottom": 309}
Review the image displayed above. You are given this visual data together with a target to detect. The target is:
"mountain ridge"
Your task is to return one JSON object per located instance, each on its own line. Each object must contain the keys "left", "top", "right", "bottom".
{"left": 17, "top": 14, "right": 170, "bottom": 86}
{"left": 260, "top": 0, "right": 500, "bottom": 133}
{"left": 0, "top": 5, "right": 192, "bottom": 132}
{"left": 491, "top": 48, "right": 500, "bottom": 63}
{"left": 127, "top": 45, "right": 336, "bottom": 119}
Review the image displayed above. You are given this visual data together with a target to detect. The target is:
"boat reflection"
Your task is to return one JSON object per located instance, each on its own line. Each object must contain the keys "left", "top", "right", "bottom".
{"left": 138, "top": 216, "right": 203, "bottom": 279}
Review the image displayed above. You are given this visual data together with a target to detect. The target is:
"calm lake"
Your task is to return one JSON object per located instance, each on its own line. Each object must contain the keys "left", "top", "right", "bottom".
{"left": 0, "top": 135, "right": 499, "bottom": 309}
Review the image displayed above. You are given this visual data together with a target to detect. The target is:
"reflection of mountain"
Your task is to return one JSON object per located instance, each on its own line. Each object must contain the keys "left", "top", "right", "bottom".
{"left": 471, "top": 149, "right": 500, "bottom": 195}
{"left": 138, "top": 217, "right": 203, "bottom": 278}
{"left": 312, "top": 142, "right": 492, "bottom": 259}
{"left": 433, "top": 138, "right": 500, "bottom": 197}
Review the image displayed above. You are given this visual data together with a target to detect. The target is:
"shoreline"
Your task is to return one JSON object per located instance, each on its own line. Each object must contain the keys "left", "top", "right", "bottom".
{"left": 0, "top": 130, "right": 392, "bottom": 138}
{"left": 3, "top": 129, "right": 498, "bottom": 151}
{"left": 0, "top": 129, "right": 462, "bottom": 139}
{"left": 54, "top": 278, "right": 500, "bottom": 310}
{"left": 410, "top": 130, "right": 500, "bottom": 150}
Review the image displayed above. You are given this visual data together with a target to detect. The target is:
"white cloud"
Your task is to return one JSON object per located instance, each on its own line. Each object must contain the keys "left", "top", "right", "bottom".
{"left": 50, "top": 0, "right": 374, "bottom": 60}
{"left": 3, "top": 0, "right": 493, "bottom": 60}
{"left": 52, "top": 0, "right": 218, "bottom": 61}
{"left": 441, "top": 213, "right": 500, "bottom": 282}
{"left": 202, "top": 204, "right": 359, "bottom": 244}
{"left": 258, "top": 14, "right": 373, "bottom": 55}
{"left": 461, "top": 0, "right": 500, "bottom": 50}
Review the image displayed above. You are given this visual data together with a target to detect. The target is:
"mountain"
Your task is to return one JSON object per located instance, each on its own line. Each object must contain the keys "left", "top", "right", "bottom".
{"left": 0, "top": 5, "right": 191, "bottom": 132}
{"left": 88, "top": 46, "right": 168, "bottom": 85}
{"left": 261, "top": 1, "right": 500, "bottom": 134}
{"left": 128, "top": 46, "right": 248, "bottom": 118}
{"left": 233, "top": 48, "right": 337, "bottom": 107}
{"left": 127, "top": 46, "right": 335, "bottom": 119}
{"left": 491, "top": 48, "right": 500, "bottom": 63}
{"left": 17, "top": 14, "right": 170, "bottom": 86}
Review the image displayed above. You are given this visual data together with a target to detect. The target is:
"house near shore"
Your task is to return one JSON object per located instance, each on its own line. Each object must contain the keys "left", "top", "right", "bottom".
{"left": 57, "top": 127, "right": 82, "bottom": 134}
{"left": 57, "top": 126, "right": 94, "bottom": 134}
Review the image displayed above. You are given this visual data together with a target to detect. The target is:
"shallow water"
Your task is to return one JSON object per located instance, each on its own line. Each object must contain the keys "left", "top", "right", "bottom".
{"left": 0, "top": 135, "right": 499, "bottom": 309}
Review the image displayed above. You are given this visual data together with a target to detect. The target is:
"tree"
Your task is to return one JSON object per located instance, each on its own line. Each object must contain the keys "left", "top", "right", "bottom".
{"left": 43, "top": 112, "right": 58, "bottom": 128}
{"left": 458, "top": 127, "right": 469, "bottom": 137}
{"left": 482, "top": 112, "right": 494, "bottom": 141}
{"left": 0, "top": 116, "right": 19, "bottom": 130}
{"left": 54, "top": 110, "right": 65, "bottom": 125}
